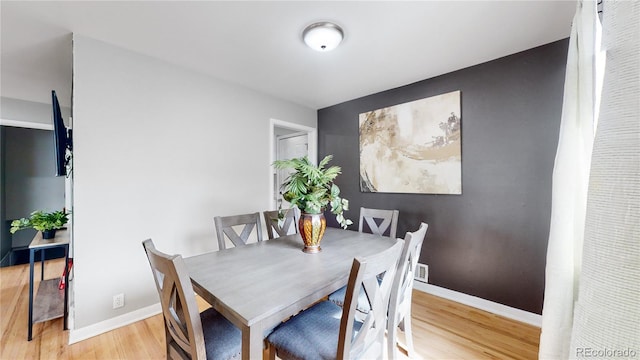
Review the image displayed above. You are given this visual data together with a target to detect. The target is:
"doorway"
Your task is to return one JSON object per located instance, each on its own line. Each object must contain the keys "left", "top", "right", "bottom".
{"left": 269, "top": 119, "right": 316, "bottom": 211}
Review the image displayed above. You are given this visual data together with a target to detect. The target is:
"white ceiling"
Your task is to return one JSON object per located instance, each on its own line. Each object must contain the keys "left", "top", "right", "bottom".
{"left": 1, "top": 1, "right": 576, "bottom": 110}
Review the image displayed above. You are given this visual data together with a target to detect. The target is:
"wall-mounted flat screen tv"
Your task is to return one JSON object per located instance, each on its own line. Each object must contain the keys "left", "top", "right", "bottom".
{"left": 52, "top": 90, "right": 72, "bottom": 177}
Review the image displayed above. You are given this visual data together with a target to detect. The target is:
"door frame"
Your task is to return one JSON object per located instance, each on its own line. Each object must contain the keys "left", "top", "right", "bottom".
{"left": 268, "top": 118, "right": 317, "bottom": 211}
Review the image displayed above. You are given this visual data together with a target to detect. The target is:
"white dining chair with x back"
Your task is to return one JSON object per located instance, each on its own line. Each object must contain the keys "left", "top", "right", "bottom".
{"left": 387, "top": 222, "right": 428, "bottom": 358}
{"left": 329, "top": 207, "right": 400, "bottom": 308}
{"left": 265, "top": 239, "right": 404, "bottom": 360}
{"left": 359, "top": 207, "right": 399, "bottom": 238}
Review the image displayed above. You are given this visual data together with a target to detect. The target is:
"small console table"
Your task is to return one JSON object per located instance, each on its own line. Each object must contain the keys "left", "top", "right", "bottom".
{"left": 28, "top": 229, "right": 70, "bottom": 341}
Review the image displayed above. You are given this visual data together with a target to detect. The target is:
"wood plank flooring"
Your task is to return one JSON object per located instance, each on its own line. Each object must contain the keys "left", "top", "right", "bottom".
{"left": 0, "top": 258, "right": 540, "bottom": 359}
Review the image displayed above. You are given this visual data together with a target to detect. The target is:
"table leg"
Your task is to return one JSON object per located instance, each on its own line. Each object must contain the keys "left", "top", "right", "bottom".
{"left": 242, "top": 324, "right": 264, "bottom": 360}
{"left": 40, "top": 249, "right": 45, "bottom": 281}
{"left": 28, "top": 249, "right": 35, "bottom": 341}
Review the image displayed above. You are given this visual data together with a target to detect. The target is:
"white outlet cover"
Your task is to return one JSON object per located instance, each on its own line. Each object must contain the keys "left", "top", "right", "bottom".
{"left": 113, "top": 293, "right": 125, "bottom": 309}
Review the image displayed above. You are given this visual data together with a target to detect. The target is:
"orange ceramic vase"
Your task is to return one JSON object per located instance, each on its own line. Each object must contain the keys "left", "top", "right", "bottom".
{"left": 298, "top": 212, "right": 327, "bottom": 253}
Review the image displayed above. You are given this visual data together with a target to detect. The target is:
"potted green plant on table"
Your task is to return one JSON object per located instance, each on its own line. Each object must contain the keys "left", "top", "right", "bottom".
{"left": 10, "top": 210, "right": 69, "bottom": 240}
{"left": 273, "top": 155, "right": 353, "bottom": 253}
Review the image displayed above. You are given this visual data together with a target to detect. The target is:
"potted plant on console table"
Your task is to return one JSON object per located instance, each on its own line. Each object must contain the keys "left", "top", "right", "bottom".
{"left": 10, "top": 210, "right": 69, "bottom": 240}
{"left": 273, "top": 155, "right": 352, "bottom": 253}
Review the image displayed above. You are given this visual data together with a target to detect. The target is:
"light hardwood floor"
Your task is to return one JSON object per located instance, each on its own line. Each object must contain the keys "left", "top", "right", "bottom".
{"left": 1, "top": 258, "right": 540, "bottom": 359}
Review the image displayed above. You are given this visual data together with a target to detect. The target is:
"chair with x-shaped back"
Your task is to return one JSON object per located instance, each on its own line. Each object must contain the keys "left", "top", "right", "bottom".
{"left": 266, "top": 239, "right": 404, "bottom": 360}
{"left": 142, "top": 239, "right": 241, "bottom": 360}
{"left": 263, "top": 208, "right": 300, "bottom": 239}
{"left": 214, "top": 212, "right": 263, "bottom": 250}
{"left": 387, "top": 222, "right": 428, "bottom": 359}
{"left": 329, "top": 207, "right": 400, "bottom": 308}
{"left": 359, "top": 207, "right": 399, "bottom": 238}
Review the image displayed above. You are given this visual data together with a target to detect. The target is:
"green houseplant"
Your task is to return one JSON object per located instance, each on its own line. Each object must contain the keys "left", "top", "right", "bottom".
{"left": 10, "top": 210, "right": 69, "bottom": 240}
{"left": 273, "top": 155, "right": 352, "bottom": 253}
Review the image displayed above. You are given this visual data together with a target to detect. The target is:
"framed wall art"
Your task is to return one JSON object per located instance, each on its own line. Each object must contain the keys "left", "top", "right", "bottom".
{"left": 359, "top": 90, "right": 462, "bottom": 194}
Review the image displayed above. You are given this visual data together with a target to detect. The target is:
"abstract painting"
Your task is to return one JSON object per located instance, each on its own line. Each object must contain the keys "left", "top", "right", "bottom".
{"left": 359, "top": 90, "right": 461, "bottom": 194}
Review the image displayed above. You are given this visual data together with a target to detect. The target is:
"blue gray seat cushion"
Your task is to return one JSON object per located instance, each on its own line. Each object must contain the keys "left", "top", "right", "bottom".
{"left": 200, "top": 307, "right": 242, "bottom": 360}
{"left": 266, "top": 301, "right": 362, "bottom": 360}
{"left": 327, "top": 286, "right": 372, "bottom": 313}
{"left": 328, "top": 276, "right": 383, "bottom": 313}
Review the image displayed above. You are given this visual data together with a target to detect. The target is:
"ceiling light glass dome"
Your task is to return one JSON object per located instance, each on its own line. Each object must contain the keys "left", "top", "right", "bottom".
{"left": 302, "top": 22, "right": 344, "bottom": 52}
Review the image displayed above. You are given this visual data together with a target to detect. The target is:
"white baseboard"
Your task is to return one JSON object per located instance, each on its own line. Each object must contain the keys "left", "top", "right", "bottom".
{"left": 68, "top": 303, "right": 161, "bottom": 344}
{"left": 413, "top": 281, "right": 542, "bottom": 327}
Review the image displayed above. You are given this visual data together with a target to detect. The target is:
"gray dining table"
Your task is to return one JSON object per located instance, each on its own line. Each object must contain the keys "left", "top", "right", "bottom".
{"left": 183, "top": 227, "right": 397, "bottom": 360}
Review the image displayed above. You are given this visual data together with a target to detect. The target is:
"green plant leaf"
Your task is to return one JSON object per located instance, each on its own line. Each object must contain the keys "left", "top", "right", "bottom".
{"left": 271, "top": 155, "right": 351, "bottom": 227}
{"left": 9, "top": 210, "right": 68, "bottom": 233}
{"left": 331, "top": 184, "right": 340, "bottom": 197}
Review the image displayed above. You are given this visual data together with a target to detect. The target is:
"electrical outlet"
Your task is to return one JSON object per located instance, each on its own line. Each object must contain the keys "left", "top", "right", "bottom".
{"left": 113, "top": 293, "right": 125, "bottom": 309}
{"left": 415, "top": 263, "right": 428, "bottom": 283}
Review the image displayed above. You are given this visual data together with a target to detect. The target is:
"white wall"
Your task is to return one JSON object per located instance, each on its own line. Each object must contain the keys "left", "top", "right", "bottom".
{"left": 0, "top": 96, "right": 71, "bottom": 128}
{"left": 71, "top": 35, "right": 316, "bottom": 330}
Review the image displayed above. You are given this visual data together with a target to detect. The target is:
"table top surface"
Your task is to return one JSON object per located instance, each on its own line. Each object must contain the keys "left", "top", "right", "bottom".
{"left": 29, "top": 229, "right": 69, "bottom": 249}
{"left": 184, "top": 227, "right": 397, "bottom": 327}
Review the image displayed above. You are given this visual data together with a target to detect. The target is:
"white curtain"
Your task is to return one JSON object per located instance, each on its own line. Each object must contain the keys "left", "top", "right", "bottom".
{"left": 569, "top": 0, "right": 640, "bottom": 357}
{"left": 539, "top": 1, "right": 600, "bottom": 358}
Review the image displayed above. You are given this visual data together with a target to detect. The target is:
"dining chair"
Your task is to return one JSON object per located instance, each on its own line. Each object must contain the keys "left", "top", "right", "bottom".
{"left": 266, "top": 239, "right": 404, "bottom": 360}
{"left": 387, "top": 222, "right": 428, "bottom": 359}
{"left": 328, "top": 207, "right": 399, "bottom": 307}
{"left": 214, "top": 212, "right": 263, "bottom": 250}
{"left": 263, "top": 208, "right": 299, "bottom": 239}
{"left": 141, "top": 239, "right": 241, "bottom": 360}
{"left": 359, "top": 207, "right": 399, "bottom": 238}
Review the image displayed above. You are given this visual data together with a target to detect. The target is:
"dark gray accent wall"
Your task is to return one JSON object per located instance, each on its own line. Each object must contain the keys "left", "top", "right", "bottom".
{"left": 2, "top": 127, "right": 65, "bottom": 251}
{"left": 0, "top": 126, "right": 8, "bottom": 264}
{"left": 318, "top": 39, "right": 568, "bottom": 314}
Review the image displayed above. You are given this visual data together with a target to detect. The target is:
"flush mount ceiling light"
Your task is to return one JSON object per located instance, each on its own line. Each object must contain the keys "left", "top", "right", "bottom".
{"left": 302, "top": 22, "right": 344, "bottom": 52}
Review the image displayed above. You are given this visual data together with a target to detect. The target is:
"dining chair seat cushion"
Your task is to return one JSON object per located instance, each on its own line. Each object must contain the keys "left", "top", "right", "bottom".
{"left": 266, "top": 301, "right": 362, "bottom": 360}
{"left": 327, "top": 286, "right": 371, "bottom": 313}
{"left": 328, "top": 276, "right": 382, "bottom": 313}
{"left": 201, "top": 308, "right": 242, "bottom": 360}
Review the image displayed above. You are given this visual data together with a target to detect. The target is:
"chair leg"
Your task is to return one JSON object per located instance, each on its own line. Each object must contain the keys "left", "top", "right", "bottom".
{"left": 267, "top": 342, "right": 277, "bottom": 360}
{"left": 403, "top": 314, "right": 416, "bottom": 358}
{"left": 387, "top": 315, "right": 398, "bottom": 360}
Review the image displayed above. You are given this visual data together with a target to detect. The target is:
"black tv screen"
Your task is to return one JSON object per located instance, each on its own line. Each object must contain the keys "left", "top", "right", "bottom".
{"left": 52, "top": 90, "right": 71, "bottom": 177}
